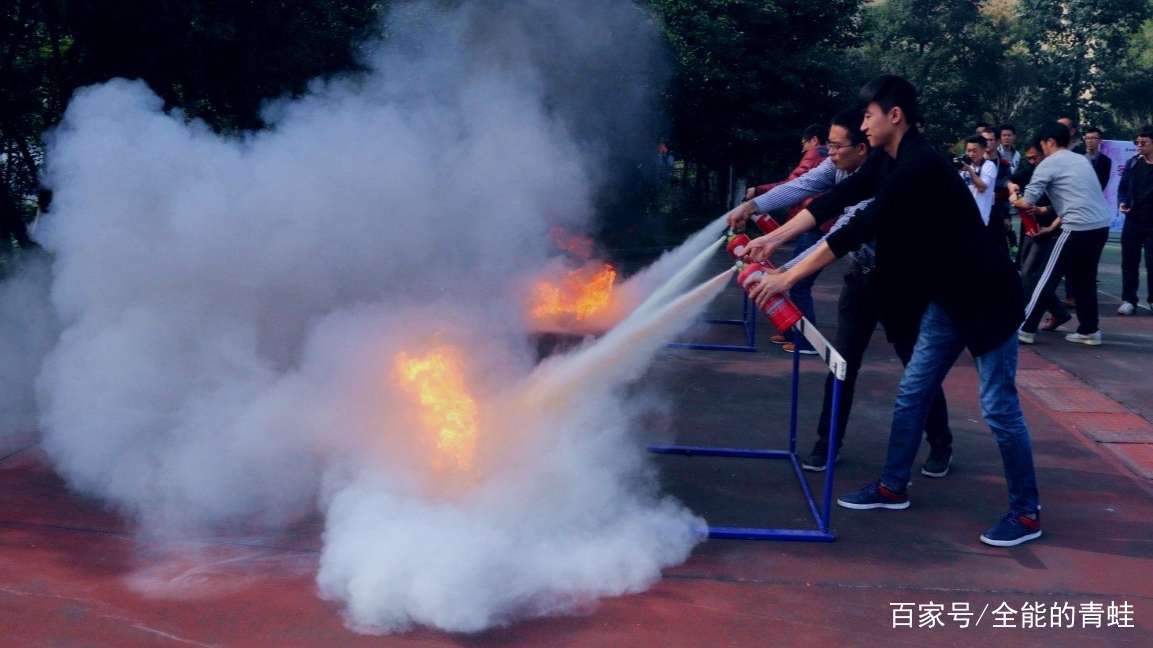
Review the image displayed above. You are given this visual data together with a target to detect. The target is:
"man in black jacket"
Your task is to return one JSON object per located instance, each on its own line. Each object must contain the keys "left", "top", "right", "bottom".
{"left": 1118, "top": 126, "right": 1153, "bottom": 314}
{"left": 1083, "top": 127, "right": 1112, "bottom": 191}
{"left": 746, "top": 75, "right": 1041, "bottom": 547}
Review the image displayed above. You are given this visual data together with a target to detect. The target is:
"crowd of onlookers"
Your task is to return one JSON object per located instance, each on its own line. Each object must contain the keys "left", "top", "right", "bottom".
{"left": 966, "top": 118, "right": 1152, "bottom": 328}
{"left": 745, "top": 115, "right": 1153, "bottom": 356}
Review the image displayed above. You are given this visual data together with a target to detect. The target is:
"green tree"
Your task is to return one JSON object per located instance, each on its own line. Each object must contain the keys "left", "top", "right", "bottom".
{"left": 1016, "top": 0, "right": 1152, "bottom": 130}
{"left": 853, "top": 0, "right": 1006, "bottom": 146}
{"left": 648, "top": 0, "right": 864, "bottom": 203}
{"left": 1087, "top": 15, "right": 1153, "bottom": 132}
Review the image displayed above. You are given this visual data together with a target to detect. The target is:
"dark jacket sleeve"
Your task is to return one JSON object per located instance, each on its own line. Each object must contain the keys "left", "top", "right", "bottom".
{"left": 1095, "top": 154, "right": 1112, "bottom": 190}
{"left": 807, "top": 151, "right": 884, "bottom": 225}
{"left": 824, "top": 152, "right": 925, "bottom": 258}
{"left": 1119, "top": 158, "right": 1132, "bottom": 207}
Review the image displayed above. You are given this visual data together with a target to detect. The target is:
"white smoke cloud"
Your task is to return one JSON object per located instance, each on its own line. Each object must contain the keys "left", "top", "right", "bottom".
{"left": 0, "top": 252, "right": 56, "bottom": 449}
{"left": 13, "top": 0, "right": 719, "bottom": 634}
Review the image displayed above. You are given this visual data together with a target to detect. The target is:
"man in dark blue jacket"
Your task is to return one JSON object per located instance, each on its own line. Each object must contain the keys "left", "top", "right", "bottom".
{"left": 1117, "top": 126, "right": 1153, "bottom": 315}
{"left": 746, "top": 75, "right": 1041, "bottom": 547}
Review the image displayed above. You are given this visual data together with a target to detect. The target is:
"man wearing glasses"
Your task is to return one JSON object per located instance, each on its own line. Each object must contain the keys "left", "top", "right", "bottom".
{"left": 742, "top": 124, "right": 828, "bottom": 354}
{"left": 729, "top": 108, "right": 954, "bottom": 473}
{"left": 1082, "top": 127, "right": 1112, "bottom": 191}
{"left": 1117, "top": 127, "right": 1153, "bottom": 315}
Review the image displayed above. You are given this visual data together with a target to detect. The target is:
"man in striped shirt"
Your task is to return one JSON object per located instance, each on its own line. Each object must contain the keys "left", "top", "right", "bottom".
{"left": 726, "top": 109, "right": 954, "bottom": 473}
{"left": 734, "top": 126, "right": 828, "bottom": 354}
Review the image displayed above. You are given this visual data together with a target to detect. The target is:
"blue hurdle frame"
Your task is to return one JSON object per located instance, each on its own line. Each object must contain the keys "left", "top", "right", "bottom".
{"left": 650, "top": 317, "right": 846, "bottom": 541}
{"left": 666, "top": 290, "right": 758, "bottom": 353}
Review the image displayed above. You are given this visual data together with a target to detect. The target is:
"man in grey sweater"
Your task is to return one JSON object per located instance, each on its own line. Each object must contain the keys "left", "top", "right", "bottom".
{"left": 1013, "top": 122, "right": 1113, "bottom": 346}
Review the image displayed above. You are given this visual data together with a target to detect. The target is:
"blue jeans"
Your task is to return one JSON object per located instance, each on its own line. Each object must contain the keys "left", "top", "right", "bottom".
{"left": 880, "top": 303, "right": 1040, "bottom": 515}
{"left": 788, "top": 229, "right": 823, "bottom": 350}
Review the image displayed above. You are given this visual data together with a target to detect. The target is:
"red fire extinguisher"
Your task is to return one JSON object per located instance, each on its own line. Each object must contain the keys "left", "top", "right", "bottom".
{"left": 737, "top": 262, "right": 803, "bottom": 333}
{"left": 1019, "top": 206, "right": 1040, "bottom": 237}
{"left": 752, "top": 213, "right": 780, "bottom": 234}
{"left": 725, "top": 233, "right": 751, "bottom": 260}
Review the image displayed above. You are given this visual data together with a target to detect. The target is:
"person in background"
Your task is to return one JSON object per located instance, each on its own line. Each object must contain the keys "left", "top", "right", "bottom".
{"left": 1014, "top": 123, "right": 1112, "bottom": 346}
{"left": 743, "top": 123, "right": 829, "bottom": 354}
{"left": 1117, "top": 126, "right": 1153, "bottom": 315}
{"left": 999, "top": 124, "right": 1027, "bottom": 259}
{"left": 1058, "top": 116, "right": 1086, "bottom": 154}
{"left": 1056, "top": 116, "right": 1086, "bottom": 306}
{"left": 745, "top": 123, "right": 828, "bottom": 202}
{"left": 960, "top": 135, "right": 998, "bottom": 227}
{"left": 975, "top": 121, "right": 992, "bottom": 136}
{"left": 1011, "top": 144, "right": 1072, "bottom": 333}
{"left": 1082, "top": 127, "right": 1112, "bottom": 191}
{"left": 985, "top": 129, "right": 1016, "bottom": 255}
{"left": 998, "top": 124, "right": 1022, "bottom": 174}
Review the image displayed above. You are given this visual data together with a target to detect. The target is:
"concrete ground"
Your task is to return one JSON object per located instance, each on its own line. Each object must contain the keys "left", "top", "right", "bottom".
{"left": 1027, "top": 239, "right": 1153, "bottom": 422}
{"left": 2, "top": 245, "right": 1151, "bottom": 646}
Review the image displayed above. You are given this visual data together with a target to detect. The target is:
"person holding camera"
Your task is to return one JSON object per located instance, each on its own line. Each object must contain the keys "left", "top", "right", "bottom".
{"left": 958, "top": 136, "right": 999, "bottom": 226}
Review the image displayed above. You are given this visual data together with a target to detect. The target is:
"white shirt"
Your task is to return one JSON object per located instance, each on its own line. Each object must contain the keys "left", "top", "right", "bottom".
{"left": 961, "top": 159, "right": 998, "bottom": 225}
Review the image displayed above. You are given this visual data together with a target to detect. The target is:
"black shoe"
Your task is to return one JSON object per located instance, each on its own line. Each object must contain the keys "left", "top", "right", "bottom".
{"left": 920, "top": 449, "right": 952, "bottom": 478}
{"left": 801, "top": 445, "right": 838, "bottom": 472}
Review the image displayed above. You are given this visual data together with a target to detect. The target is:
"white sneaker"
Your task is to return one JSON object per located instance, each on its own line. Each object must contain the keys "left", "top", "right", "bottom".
{"left": 1065, "top": 331, "right": 1102, "bottom": 346}
{"left": 1018, "top": 330, "right": 1036, "bottom": 344}
{"left": 1139, "top": 301, "right": 1152, "bottom": 312}
{"left": 1118, "top": 302, "right": 1136, "bottom": 315}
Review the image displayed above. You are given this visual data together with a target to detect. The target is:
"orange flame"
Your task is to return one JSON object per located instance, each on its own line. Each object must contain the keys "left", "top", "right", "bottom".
{"left": 395, "top": 347, "right": 478, "bottom": 472}
{"left": 530, "top": 262, "right": 618, "bottom": 324}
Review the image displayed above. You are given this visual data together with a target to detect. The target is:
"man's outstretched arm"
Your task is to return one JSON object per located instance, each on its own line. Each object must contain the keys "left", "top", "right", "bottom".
{"left": 747, "top": 241, "right": 837, "bottom": 308}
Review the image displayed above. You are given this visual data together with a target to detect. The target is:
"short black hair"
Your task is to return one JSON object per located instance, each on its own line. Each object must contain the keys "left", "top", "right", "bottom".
{"left": 830, "top": 108, "right": 868, "bottom": 147}
{"left": 976, "top": 121, "right": 991, "bottom": 131}
{"left": 1084, "top": 126, "right": 1103, "bottom": 136}
{"left": 998, "top": 124, "right": 1016, "bottom": 136}
{"left": 965, "top": 135, "right": 987, "bottom": 148}
{"left": 1058, "top": 115, "right": 1078, "bottom": 130}
{"left": 801, "top": 123, "right": 827, "bottom": 144}
{"left": 1138, "top": 125, "right": 1153, "bottom": 140}
{"left": 859, "top": 75, "right": 920, "bottom": 126}
{"left": 1036, "top": 122, "right": 1072, "bottom": 148}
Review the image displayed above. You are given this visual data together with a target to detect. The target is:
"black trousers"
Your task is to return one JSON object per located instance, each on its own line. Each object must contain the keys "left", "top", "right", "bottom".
{"left": 1022, "top": 227, "right": 1109, "bottom": 334}
{"left": 813, "top": 269, "right": 953, "bottom": 454}
{"left": 1019, "top": 234, "right": 1070, "bottom": 323}
{"left": 1121, "top": 221, "right": 1153, "bottom": 304}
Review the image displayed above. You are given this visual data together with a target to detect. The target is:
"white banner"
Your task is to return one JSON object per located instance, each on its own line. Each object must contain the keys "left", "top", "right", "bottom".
{"left": 1100, "top": 139, "right": 1138, "bottom": 232}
